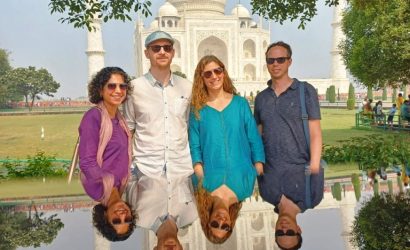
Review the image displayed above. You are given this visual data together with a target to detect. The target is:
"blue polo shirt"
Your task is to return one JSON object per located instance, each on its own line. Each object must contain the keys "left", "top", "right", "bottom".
{"left": 254, "top": 78, "right": 324, "bottom": 212}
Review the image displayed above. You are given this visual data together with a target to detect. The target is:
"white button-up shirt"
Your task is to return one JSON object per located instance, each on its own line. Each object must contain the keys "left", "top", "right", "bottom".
{"left": 123, "top": 72, "right": 193, "bottom": 180}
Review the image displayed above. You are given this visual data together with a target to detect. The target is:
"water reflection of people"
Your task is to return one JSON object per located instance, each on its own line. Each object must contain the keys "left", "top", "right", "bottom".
{"left": 123, "top": 31, "right": 197, "bottom": 249}
{"left": 189, "top": 55, "right": 265, "bottom": 243}
{"left": 254, "top": 42, "right": 324, "bottom": 249}
{"left": 78, "top": 67, "right": 136, "bottom": 241}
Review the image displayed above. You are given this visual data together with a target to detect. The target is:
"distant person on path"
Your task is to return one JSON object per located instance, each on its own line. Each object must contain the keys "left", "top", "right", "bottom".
{"left": 396, "top": 93, "right": 404, "bottom": 115}
{"left": 189, "top": 55, "right": 265, "bottom": 244}
{"left": 254, "top": 41, "right": 324, "bottom": 250}
{"left": 123, "top": 31, "right": 197, "bottom": 249}
{"left": 374, "top": 100, "right": 384, "bottom": 125}
{"left": 387, "top": 104, "right": 397, "bottom": 128}
{"left": 78, "top": 67, "right": 136, "bottom": 241}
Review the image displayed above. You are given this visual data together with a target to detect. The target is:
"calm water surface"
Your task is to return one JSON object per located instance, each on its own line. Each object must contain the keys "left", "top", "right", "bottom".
{"left": 4, "top": 192, "right": 351, "bottom": 250}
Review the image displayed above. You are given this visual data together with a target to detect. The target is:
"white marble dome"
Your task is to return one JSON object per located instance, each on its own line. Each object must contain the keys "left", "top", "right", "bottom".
{"left": 158, "top": 2, "right": 178, "bottom": 17}
{"left": 231, "top": 4, "right": 250, "bottom": 18}
{"left": 168, "top": 0, "right": 226, "bottom": 15}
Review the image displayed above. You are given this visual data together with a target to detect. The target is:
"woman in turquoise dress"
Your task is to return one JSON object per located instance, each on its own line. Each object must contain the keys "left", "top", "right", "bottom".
{"left": 189, "top": 55, "right": 265, "bottom": 244}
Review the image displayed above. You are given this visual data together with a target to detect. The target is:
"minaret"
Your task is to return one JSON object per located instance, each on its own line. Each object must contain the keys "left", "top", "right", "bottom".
{"left": 86, "top": 17, "right": 105, "bottom": 83}
{"left": 330, "top": 0, "right": 349, "bottom": 94}
{"left": 134, "top": 16, "right": 144, "bottom": 77}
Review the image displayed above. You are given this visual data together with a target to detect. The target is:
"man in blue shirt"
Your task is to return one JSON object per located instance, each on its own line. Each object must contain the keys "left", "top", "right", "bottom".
{"left": 254, "top": 41, "right": 324, "bottom": 250}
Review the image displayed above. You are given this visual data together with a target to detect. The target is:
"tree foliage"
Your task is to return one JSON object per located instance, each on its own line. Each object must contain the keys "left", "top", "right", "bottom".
{"left": 49, "top": 0, "right": 343, "bottom": 30}
{"left": 0, "top": 66, "right": 60, "bottom": 109}
{"left": 351, "top": 192, "right": 410, "bottom": 250}
{"left": 0, "top": 49, "right": 11, "bottom": 77}
{"left": 251, "top": 0, "right": 339, "bottom": 29}
{"left": 340, "top": 0, "right": 410, "bottom": 89}
{"left": 323, "top": 135, "right": 410, "bottom": 171}
{"left": 0, "top": 205, "right": 64, "bottom": 249}
{"left": 49, "top": 0, "right": 152, "bottom": 31}
{"left": 328, "top": 85, "right": 336, "bottom": 103}
{"left": 347, "top": 83, "right": 355, "bottom": 109}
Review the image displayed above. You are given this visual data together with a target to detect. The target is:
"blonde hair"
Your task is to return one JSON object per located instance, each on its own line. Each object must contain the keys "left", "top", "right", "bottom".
{"left": 191, "top": 55, "right": 237, "bottom": 119}
{"left": 195, "top": 181, "right": 242, "bottom": 244}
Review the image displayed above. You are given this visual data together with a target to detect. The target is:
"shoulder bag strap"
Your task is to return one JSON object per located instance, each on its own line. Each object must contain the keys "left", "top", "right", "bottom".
{"left": 299, "top": 82, "right": 312, "bottom": 209}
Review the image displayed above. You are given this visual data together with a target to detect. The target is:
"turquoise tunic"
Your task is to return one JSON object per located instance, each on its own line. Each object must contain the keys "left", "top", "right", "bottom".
{"left": 189, "top": 95, "right": 265, "bottom": 201}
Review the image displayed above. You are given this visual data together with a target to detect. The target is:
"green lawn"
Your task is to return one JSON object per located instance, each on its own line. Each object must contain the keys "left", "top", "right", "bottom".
{"left": 0, "top": 109, "right": 378, "bottom": 159}
{"left": 0, "top": 114, "right": 82, "bottom": 159}
{"left": 0, "top": 176, "right": 84, "bottom": 199}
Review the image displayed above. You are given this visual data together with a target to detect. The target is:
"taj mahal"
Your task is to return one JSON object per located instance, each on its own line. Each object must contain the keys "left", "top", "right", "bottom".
{"left": 87, "top": 0, "right": 350, "bottom": 97}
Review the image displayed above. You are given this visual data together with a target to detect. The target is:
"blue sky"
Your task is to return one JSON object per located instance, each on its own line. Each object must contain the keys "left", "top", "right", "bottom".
{"left": 0, "top": 0, "right": 333, "bottom": 99}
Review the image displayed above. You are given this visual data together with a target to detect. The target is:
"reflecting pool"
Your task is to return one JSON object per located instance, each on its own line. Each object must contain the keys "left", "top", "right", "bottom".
{"left": 0, "top": 188, "right": 357, "bottom": 250}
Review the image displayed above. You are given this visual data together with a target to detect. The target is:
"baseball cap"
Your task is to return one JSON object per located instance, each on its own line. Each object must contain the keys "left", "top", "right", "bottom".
{"left": 145, "top": 31, "right": 174, "bottom": 47}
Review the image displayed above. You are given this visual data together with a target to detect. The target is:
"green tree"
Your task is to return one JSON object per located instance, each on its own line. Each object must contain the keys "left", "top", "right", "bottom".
{"left": 366, "top": 87, "right": 373, "bottom": 100}
{"left": 0, "top": 49, "right": 11, "bottom": 77}
{"left": 351, "top": 193, "right": 410, "bottom": 250}
{"left": 0, "top": 205, "right": 64, "bottom": 249}
{"left": 328, "top": 85, "right": 336, "bottom": 103}
{"left": 251, "top": 0, "right": 339, "bottom": 29}
{"left": 382, "top": 88, "right": 387, "bottom": 100}
{"left": 347, "top": 83, "right": 355, "bottom": 110}
{"left": 2, "top": 67, "right": 60, "bottom": 110}
{"left": 402, "top": 84, "right": 407, "bottom": 98}
{"left": 49, "top": 0, "right": 344, "bottom": 30}
{"left": 325, "top": 87, "right": 329, "bottom": 101}
{"left": 392, "top": 88, "right": 397, "bottom": 103}
{"left": 340, "top": 0, "right": 410, "bottom": 90}
{"left": 49, "top": 0, "right": 152, "bottom": 31}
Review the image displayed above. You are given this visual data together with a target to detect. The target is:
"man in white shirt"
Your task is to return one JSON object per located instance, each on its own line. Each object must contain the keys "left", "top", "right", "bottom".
{"left": 123, "top": 30, "right": 197, "bottom": 249}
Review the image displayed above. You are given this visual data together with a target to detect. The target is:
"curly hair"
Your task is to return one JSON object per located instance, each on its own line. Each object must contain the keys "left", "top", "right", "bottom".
{"left": 191, "top": 55, "right": 237, "bottom": 120}
{"left": 92, "top": 202, "right": 136, "bottom": 241}
{"left": 88, "top": 67, "right": 133, "bottom": 104}
{"left": 195, "top": 181, "right": 242, "bottom": 244}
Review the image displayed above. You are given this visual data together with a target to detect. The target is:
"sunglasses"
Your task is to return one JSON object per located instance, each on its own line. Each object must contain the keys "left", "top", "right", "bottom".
{"left": 275, "top": 229, "right": 299, "bottom": 237}
{"left": 106, "top": 83, "right": 128, "bottom": 91}
{"left": 209, "top": 220, "right": 232, "bottom": 232}
{"left": 202, "top": 67, "right": 224, "bottom": 79}
{"left": 112, "top": 216, "right": 133, "bottom": 225}
{"left": 149, "top": 45, "right": 173, "bottom": 53}
{"left": 266, "top": 57, "right": 290, "bottom": 65}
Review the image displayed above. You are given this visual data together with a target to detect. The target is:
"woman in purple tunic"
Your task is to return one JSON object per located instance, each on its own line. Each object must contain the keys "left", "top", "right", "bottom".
{"left": 79, "top": 67, "right": 136, "bottom": 241}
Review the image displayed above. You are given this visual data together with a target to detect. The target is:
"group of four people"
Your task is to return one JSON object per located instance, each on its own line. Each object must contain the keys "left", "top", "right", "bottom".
{"left": 78, "top": 30, "right": 324, "bottom": 250}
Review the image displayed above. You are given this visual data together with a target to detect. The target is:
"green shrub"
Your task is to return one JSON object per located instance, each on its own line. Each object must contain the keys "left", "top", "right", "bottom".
{"left": 351, "top": 173, "right": 361, "bottom": 201}
{"left": 25, "top": 151, "right": 55, "bottom": 177}
{"left": 347, "top": 83, "right": 356, "bottom": 110}
{"left": 351, "top": 193, "right": 410, "bottom": 250}
{"left": 332, "top": 182, "right": 342, "bottom": 201}
{"left": 347, "top": 99, "right": 356, "bottom": 110}
{"left": 329, "top": 85, "right": 336, "bottom": 103}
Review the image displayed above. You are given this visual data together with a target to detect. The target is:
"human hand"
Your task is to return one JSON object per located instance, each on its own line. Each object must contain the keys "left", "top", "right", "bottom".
{"left": 254, "top": 162, "right": 264, "bottom": 176}
{"left": 194, "top": 163, "right": 204, "bottom": 179}
{"left": 310, "top": 164, "right": 320, "bottom": 174}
